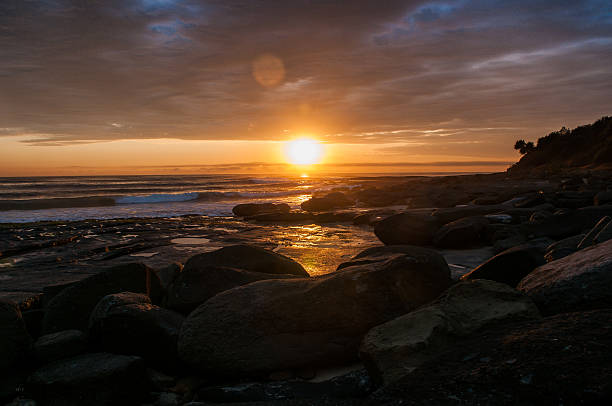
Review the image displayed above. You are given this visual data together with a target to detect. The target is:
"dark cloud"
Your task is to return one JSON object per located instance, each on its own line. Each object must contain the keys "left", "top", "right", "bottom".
{"left": 0, "top": 0, "right": 610, "bottom": 152}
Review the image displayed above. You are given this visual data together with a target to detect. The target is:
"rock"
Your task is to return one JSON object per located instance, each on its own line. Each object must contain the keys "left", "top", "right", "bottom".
{"left": 433, "top": 216, "right": 490, "bottom": 248}
{"left": 360, "top": 280, "right": 540, "bottom": 385}
{"left": 233, "top": 203, "right": 291, "bottom": 217}
{"left": 247, "top": 212, "right": 315, "bottom": 222}
{"left": 42, "top": 262, "right": 162, "bottom": 334}
{"left": 179, "top": 244, "right": 308, "bottom": 277}
{"left": 301, "top": 192, "right": 353, "bottom": 212}
{"left": 198, "top": 368, "right": 373, "bottom": 402}
{"left": 577, "top": 216, "right": 611, "bottom": 249}
{"left": 544, "top": 234, "right": 585, "bottom": 262}
{"left": 33, "top": 330, "right": 87, "bottom": 363}
{"left": 529, "top": 210, "right": 554, "bottom": 223}
{"left": 374, "top": 309, "right": 612, "bottom": 405}
{"left": 460, "top": 243, "right": 546, "bottom": 287}
{"left": 166, "top": 265, "right": 299, "bottom": 314}
{"left": 336, "top": 245, "right": 448, "bottom": 272}
{"left": 374, "top": 213, "right": 441, "bottom": 246}
{"left": 89, "top": 292, "right": 184, "bottom": 371}
{"left": 178, "top": 252, "right": 452, "bottom": 376}
{"left": 0, "top": 300, "right": 32, "bottom": 373}
{"left": 28, "top": 353, "right": 148, "bottom": 405}
{"left": 513, "top": 193, "right": 546, "bottom": 208}
{"left": 594, "top": 190, "right": 612, "bottom": 206}
{"left": 432, "top": 205, "right": 506, "bottom": 224}
{"left": 518, "top": 239, "right": 612, "bottom": 315}
{"left": 153, "top": 262, "right": 182, "bottom": 290}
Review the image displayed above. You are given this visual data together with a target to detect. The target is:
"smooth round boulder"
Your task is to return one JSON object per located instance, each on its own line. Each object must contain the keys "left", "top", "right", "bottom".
{"left": 461, "top": 243, "right": 546, "bottom": 287}
{"left": 232, "top": 203, "right": 290, "bottom": 217}
{"left": 182, "top": 244, "right": 308, "bottom": 277}
{"left": 166, "top": 265, "right": 299, "bottom": 314}
{"left": 433, "top": 216, "right": 490, "bottom": 248}
{"left": 33, "top": 330, "right": 87, "bottom": 363}
{"left": 374, "top": 213, "right": 441, "bottom": 246}
{"left": 337, "top": 245, "right": 449, "bottom": 272}
{"left": 42, "top": 262, "right": 162, "bottom": 334}
{"left": 178, "top": 250, "right": 452, "bottom": 377}
{"left": 89, "top": 292, "right": 184, "bottom": 371}
{"left": 300, "top": 192, "right": 352, "bottom": 212}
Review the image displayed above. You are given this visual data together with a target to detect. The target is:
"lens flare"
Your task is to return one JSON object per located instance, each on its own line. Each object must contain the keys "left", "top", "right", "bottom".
{"left": 252, "top": 54, "right": 285, "bottom": 87}
{"left": 284, "top": 138, "right": 323, "bottom": 165}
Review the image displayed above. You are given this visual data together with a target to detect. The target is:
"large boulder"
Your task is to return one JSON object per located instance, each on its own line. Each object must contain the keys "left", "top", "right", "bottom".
{"left": 89, "top": 292, "right": 184, "bottom": 371}
{"left": 433, "top": 216, "right": 490, "bottom": 248}
{"left": 232, "top": 203, "right": 290, "bottom": 217}
{"left": 360, "top": 280, "right": 540, "bottom": 384}
{"left": 431, "top": 205, "right": 506, "bottom": 225}
{"left": 460, "top": 243, "right": 546, "bottom": 287}
{"left": 28, "top": 353, "right": 148, "bottom": 405}
{"left": 300, "top": 192, "right": 352, "bottom": 212}
{"left": 518, "top": 239, "right": 612, "bottom": 315}
{"left": 178, "top": 251, "right": 452, "bottom": 377}
{"left": 181, "top": 245, "right": 308, "bottom": 277}
{"left": 374, "top": 213, "right": 441, "bottom": 246}
{"left": 336, "top": 245, "right": 449, "bottom": 272}
{"left": 0, "top": 300, "right": 32, "bottom": 373}
{"left": 544, "top": 233, "right": 585, "bottom": 262}
{"left": 42, "top": 263, "right": 162, "bottom": 334}
{"left": 33, "top": 330, "right": 88, "bottom": 363}
{"left": 166, "top": 265, "right": 299, "bottom": 314}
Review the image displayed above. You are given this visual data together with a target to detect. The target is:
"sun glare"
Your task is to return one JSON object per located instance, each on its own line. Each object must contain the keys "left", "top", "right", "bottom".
{"left": 284, "top": 138, "right": 323, "bottom": 166}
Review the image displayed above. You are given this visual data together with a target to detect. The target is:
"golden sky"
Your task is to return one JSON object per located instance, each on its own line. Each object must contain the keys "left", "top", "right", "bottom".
{"left": 1, "top": 1, "right": 610, "bottom": 175}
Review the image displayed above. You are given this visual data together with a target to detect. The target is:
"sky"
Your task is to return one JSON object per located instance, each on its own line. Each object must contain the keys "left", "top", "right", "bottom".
{"left": 1, "top": 0, "right": 611, "bottom": 175}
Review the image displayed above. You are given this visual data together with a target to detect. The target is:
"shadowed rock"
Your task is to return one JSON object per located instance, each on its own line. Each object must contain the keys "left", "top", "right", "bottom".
{"left": 28, "top": 353, "right": 148, "bottom": 405}
{"left": 301, "top": 192, "right": 353, "bottom": 212}
{"left": 374, "top": 310, "right": 612, "bottom": 405}
{"left": 166, "top": 265, "right": 300, "bottom": 314}
{"left": 181, "top": 245, "right": 308, "bottom": 277}
{"left": 374, "top": 213, "right": 441, "bottom": 246}
{"left": 460, "top": 244, "right": 546, "bottom": 287}
{"left": 89, "top": 292, "right": 184, "bottom": 371}
{"left": 42, "top": 262, "right": 162, "bottom": 334}
{"left": 233, "top": 203, "right": 291, "bottom": 217}
{"left": 0, "top": 300, "right": 32, "bottom": 373}
{"left": 178, "top": 251, "right": 452, "bottom": 377}
{"left": 518, "top": 239, "right": 612, "bottom": 315}
{"left": 33, "top": 330, "right": 87, "bottom": 363}
{"left": 433, "top": 216, "right": 490, "bottom": 248}
{"left": 360, "top": 280, "right": 540, "bottom": 384}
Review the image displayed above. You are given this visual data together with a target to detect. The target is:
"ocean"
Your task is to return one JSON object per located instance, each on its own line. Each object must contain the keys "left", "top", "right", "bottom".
{"left": 0, "top": 174, "right": 367, "bottom": 223}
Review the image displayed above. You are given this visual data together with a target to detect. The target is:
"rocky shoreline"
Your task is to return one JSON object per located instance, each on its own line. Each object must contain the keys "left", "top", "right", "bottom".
{"left": 2, "top": 170, "right": 612, "bottom": 405}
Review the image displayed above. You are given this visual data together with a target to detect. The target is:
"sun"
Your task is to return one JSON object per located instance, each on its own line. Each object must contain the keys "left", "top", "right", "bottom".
{"left": 284, "top": 138, "right": 323, "bottom": 165}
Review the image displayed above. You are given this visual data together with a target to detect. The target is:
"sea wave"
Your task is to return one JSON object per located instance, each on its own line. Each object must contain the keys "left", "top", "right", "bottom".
{"left": 115, "top": 192, "right": 201, "bottom": 204}
{"left": 0, "top": 189, "right": 312, "bottom": 211}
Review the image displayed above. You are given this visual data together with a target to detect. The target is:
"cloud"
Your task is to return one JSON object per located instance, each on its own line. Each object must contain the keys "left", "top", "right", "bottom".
{"left": 0, "top": 0, "right": 610, "bottom": 158}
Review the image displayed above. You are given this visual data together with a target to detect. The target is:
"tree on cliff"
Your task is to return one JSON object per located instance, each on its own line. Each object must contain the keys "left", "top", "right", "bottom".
{"left": 514, "top": 140, "right": 535, "bottom": 155}
{"left": 508, "top": 116, "right": 612, "bottom": 173}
